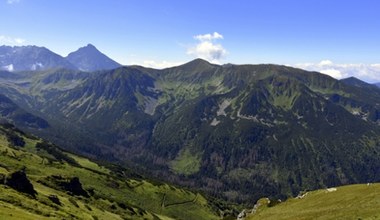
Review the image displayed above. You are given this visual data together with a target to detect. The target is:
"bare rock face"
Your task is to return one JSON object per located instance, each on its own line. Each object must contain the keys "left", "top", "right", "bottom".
{"left": 5, "top": 170, "right": 37, "bottom": 197}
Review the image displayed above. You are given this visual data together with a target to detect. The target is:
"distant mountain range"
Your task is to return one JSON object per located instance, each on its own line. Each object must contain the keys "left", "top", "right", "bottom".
{"left": 0, "top": 44, "right": 121, "bottom": 72}
{"left": 1, "top": 57, "right": 380, "bottom": 204}
{"left": 0, "top": 45, "right": 75, "bottom": 71}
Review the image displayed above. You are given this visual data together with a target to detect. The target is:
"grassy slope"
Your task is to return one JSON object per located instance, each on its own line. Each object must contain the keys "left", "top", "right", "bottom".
{"left": 0, "top": 125, "right": 226, "bottom": 220}
{"left": 247, "top": 183, "right": 380, "bottom": 220}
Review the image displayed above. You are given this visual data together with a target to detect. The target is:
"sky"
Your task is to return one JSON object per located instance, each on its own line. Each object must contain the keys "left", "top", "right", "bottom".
{"left": 1, "top": 0, "right": 380, "bottom": 82}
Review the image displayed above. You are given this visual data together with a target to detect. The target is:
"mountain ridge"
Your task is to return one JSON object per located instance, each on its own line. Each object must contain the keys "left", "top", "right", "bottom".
{"left": 1, "top": 43, "right": 378, "bottom": 85}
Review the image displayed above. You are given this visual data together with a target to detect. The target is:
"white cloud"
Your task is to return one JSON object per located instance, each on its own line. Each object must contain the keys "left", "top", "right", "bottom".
{"left": 293, "top": 60, "right": 380, "bottom": 83}
{"left": 319, "top": 60, "right": 333, "bottom": 66}
{"left": 14, "top": 38, "right": 25, "bottom": 44}
{"left": 130, "top": 60, "right": 184, "bottom": 69}
{"left": 7, "top": 0, "right": 20, "bottom": 4}
{"left": 320, "top": 69, "right": 342, "bottom": 79}
{"left": 194, "top": 32, "right": 223, "bottom": 41}
{"left": 0, "top": 35, "right": 26, "bottom": 46}
{"left": 187, "top": 41, "right": 226, "bottom": 63}
{"left": 187, "top": 32, "right": 227, "bottom": 64}
{"left": 2, "top": 64, "right": 14, "bottom": 72}
{"left": 370, "top": 64, "right": 380, "bottom": 69}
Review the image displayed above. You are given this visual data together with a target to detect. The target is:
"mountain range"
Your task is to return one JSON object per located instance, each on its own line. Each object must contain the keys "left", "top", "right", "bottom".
{"left": 1, "top": 45, "right": 380, "bottom": 206}
{"left": 0, "top": 44, "right": 121, "bottom": 72}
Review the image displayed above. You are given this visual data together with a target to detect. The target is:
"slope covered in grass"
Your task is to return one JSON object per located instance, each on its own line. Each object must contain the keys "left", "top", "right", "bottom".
{"left": 0, "top": 123, "right": 235, "bottom": 219}
{"left": 246, "top": 183, "right": 380, "bottom": 220}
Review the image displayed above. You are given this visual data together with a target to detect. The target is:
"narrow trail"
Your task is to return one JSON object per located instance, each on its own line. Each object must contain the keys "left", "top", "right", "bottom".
{"left": 161, "top": 193, "right": 199, "bottom": 208}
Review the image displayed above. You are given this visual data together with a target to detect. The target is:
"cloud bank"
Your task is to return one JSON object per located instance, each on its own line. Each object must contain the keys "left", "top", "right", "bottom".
{"left": 187, "top": 32, "right": 227, "bottom": 64}
{"left": 130, "top": 60, "right": 184, "bottom": 69}
{"left": 293, "top": 60, "right": 380, "bottom": 83}
{"left": 0, "top": 35, "right": 26, "bottom": 46}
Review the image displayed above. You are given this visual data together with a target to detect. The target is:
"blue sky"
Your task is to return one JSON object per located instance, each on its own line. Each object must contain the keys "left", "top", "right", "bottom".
{"left": 1, "top": 0, "right": 380, "bottom": 81}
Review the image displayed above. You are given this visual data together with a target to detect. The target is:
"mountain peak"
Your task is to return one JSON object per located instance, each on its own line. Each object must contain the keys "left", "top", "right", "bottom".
{"left": 84, "top": 43, "right": 97, "bottom": 50}
{"left": 66, "top": 44, "right": 121, "bottom": 72}
{"left": 342, "top": 76, "right": 361, "bottom": 81}
{"left": 340, "top": 76, "right": 374, "bottom": 88}
{"left": 176, "top": 58, "right": 217, "bottom": 71}
{"left": 75, "top": 43, "right": 99, "bottom": 52}
{"left": 188, "top": 58, "right": 212, "bottom": 65}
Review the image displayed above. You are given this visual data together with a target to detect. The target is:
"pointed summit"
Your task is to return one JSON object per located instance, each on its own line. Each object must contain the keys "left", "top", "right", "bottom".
{"left": 85, "top": 43, "right": 96, "bottom": 48}
{"left": 66, "top": 44, "right": 121, "bottom": 72}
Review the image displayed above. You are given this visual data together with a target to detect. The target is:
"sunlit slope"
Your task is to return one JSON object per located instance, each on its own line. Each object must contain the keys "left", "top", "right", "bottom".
{"left": 247, "top": 183, "right": 380, "bottom": 220}
{"left": 0, "top": 123, "right": 230, "bottom": 220}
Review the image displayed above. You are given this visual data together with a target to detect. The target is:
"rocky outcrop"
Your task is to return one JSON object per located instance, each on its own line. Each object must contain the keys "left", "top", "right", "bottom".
{"left": 62, "top": 177, "right": 89, "bottom": 197}
{"left": 5, "top": 170, "right": 37, "bottom": 197}
{"left": 48, "top": 194, "right": 61, "bottom": 205}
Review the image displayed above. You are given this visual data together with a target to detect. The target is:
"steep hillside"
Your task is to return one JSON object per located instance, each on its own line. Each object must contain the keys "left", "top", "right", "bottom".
{"left": 245, "top": 183, "right": 380, "bottom": 220}
{"left": 1, "top": 59, "right": 380, "bottom": 204}
{"left": 0, "top": 123, "right": 235, "bottom": 219}
{"left": 0, "top": 94, "right": 48, "bottom": 129}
